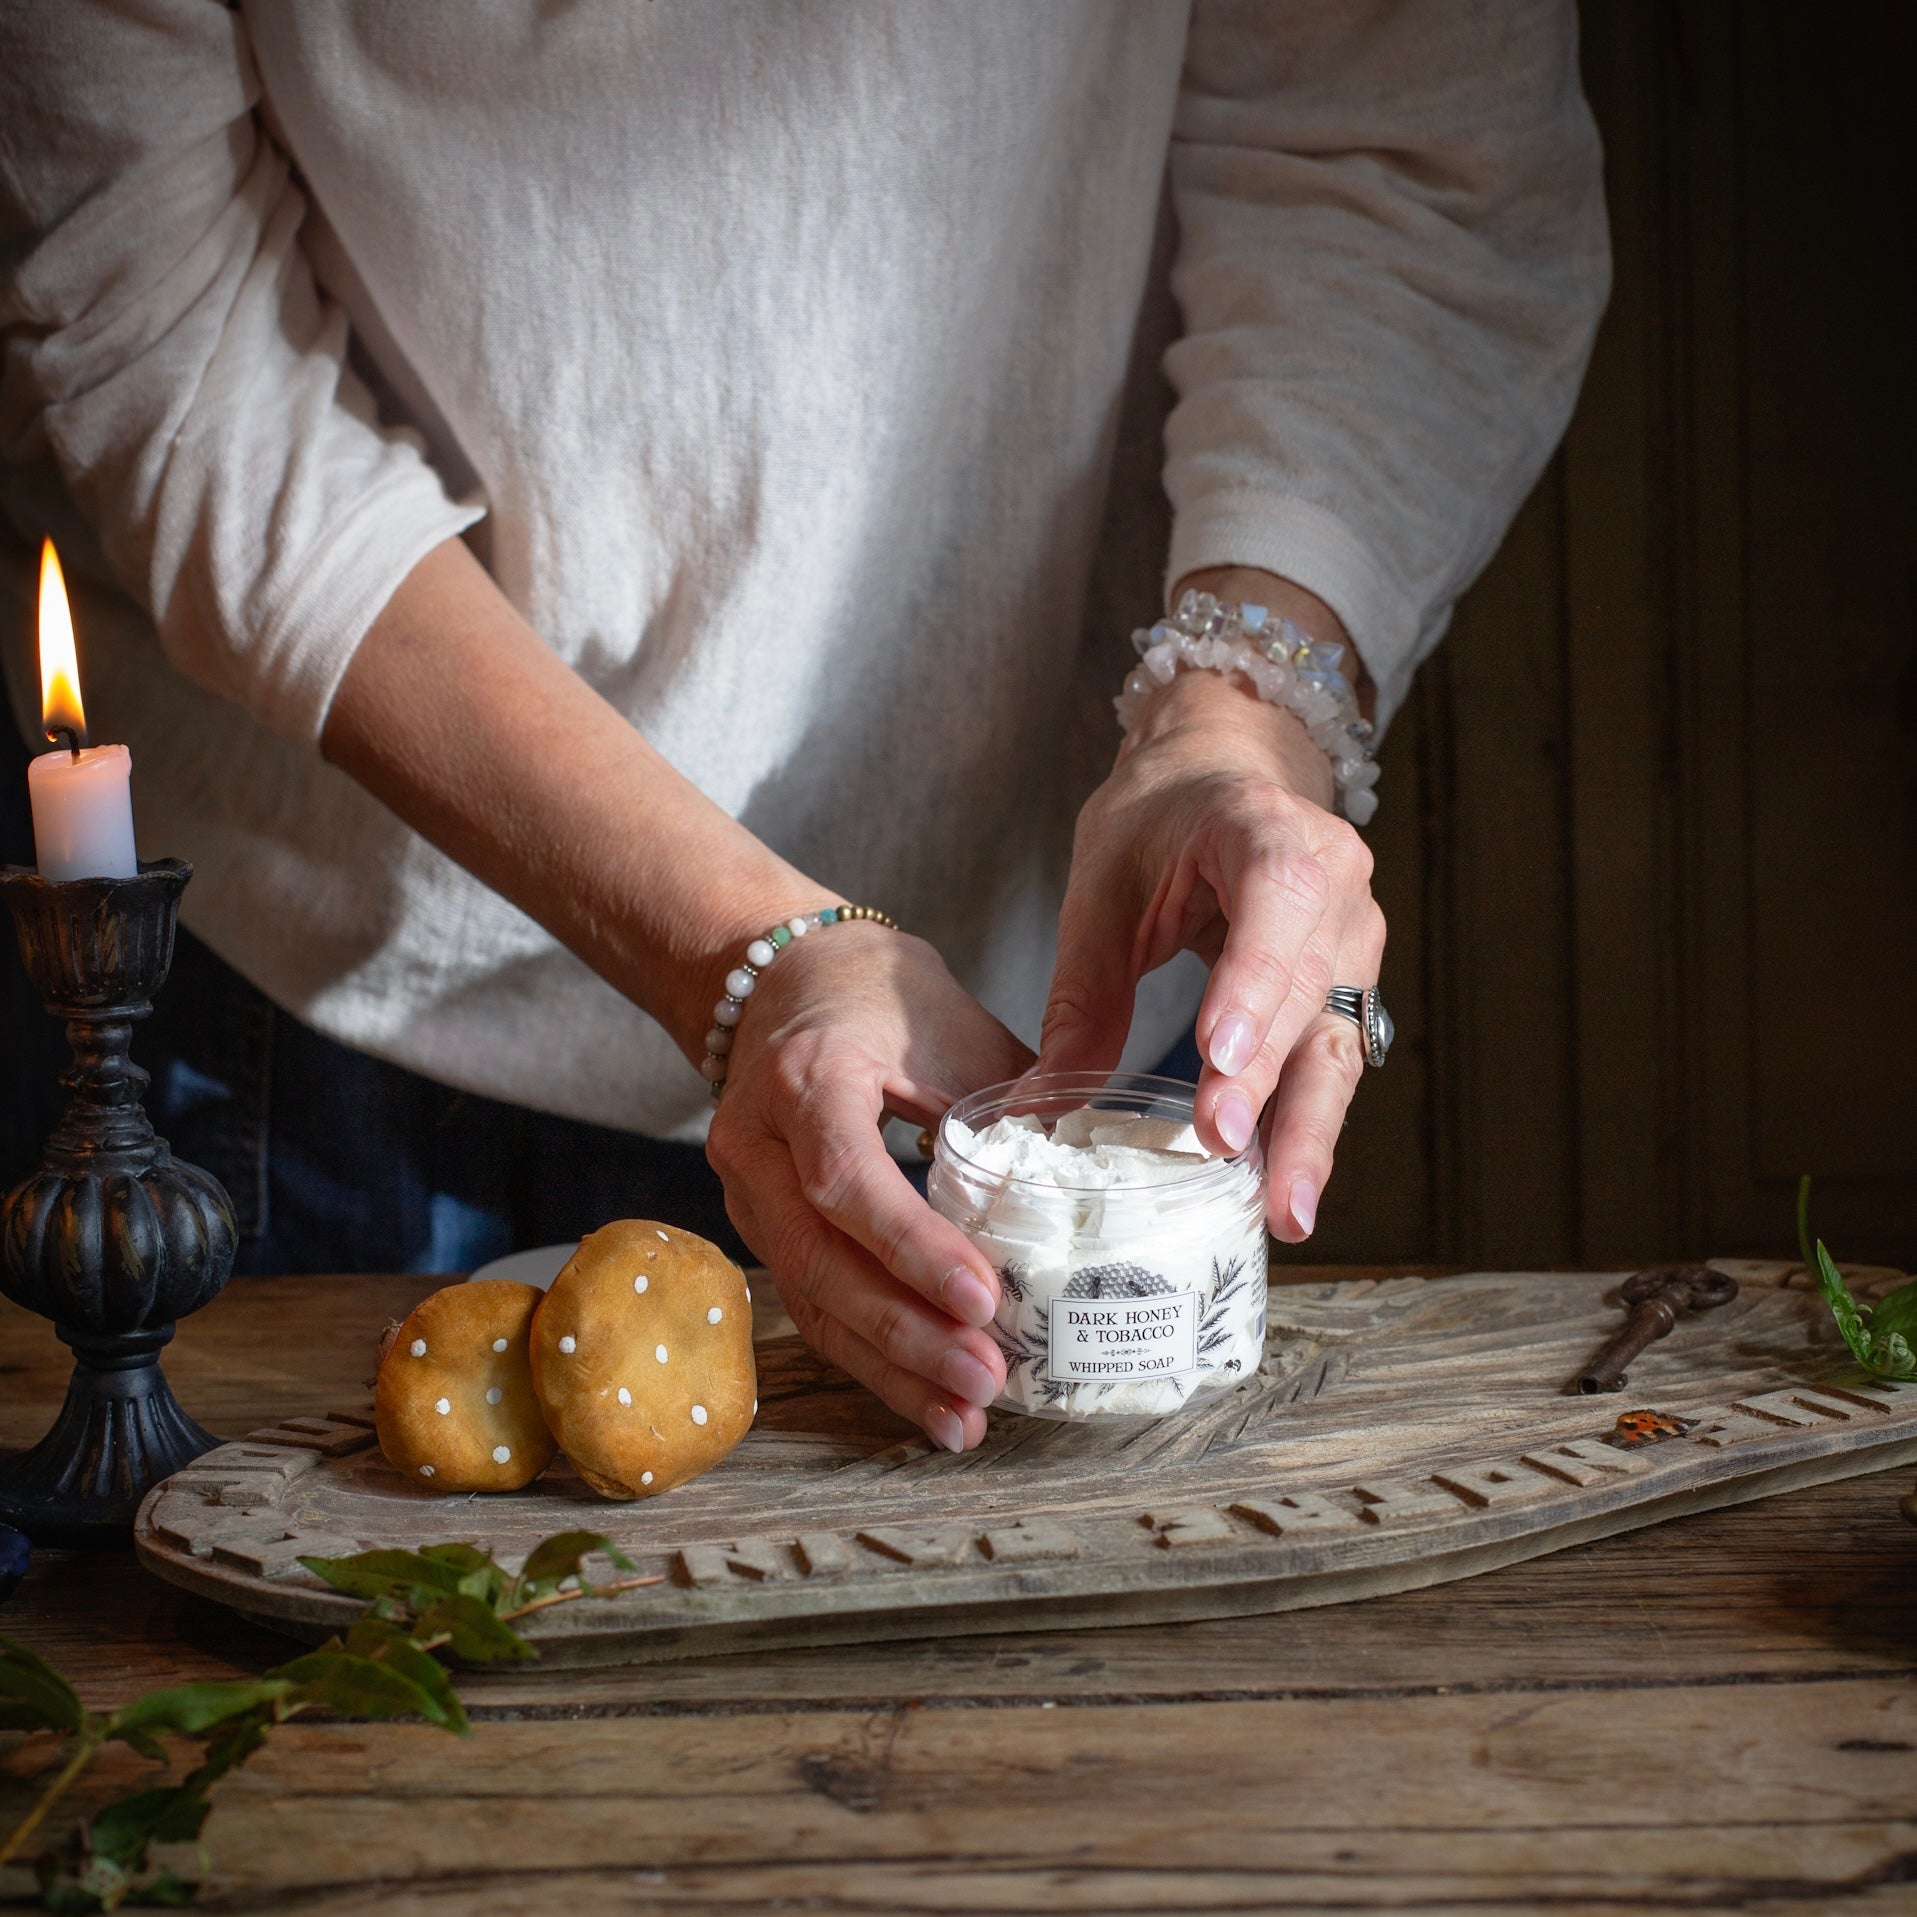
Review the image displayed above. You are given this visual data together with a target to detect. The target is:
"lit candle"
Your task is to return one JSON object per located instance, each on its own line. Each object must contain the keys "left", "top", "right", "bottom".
{"left": 27, "top": 540, "right": 138, "bottom": 882}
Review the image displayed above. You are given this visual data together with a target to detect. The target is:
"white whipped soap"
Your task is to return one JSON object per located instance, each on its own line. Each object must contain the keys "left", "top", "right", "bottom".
{"left": 933, "top": 1104, "right": 1269, "bottom": 1420}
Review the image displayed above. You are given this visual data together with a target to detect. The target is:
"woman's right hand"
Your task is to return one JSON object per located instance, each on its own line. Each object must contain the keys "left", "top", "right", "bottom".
{"left": 704, "top": 919, "right": 1033, "bottom": 1452}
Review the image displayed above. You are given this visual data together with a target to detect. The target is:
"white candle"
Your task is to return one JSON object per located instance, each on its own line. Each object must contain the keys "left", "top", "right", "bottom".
{"left": 29, "top": 744, "right": 138, "bottom": 882}
{"left": 27, "top": 540, "right": 137, "bottom": 882}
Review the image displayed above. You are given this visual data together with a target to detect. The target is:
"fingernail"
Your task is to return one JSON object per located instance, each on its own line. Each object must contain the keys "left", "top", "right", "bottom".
{"left": 926, "top": 1404, "right": 966, "bottom": 1453}
{"left": 1208, "top": 1011, "right": 1257, "bottom": 1077}
{"left": 1288, "top": 1175, "right": 1319, "bottom": 1238}
{"left": 939, "top": 1349, "right": 999, "bottom": 1407}
{"left": 1216, "top": 1093, "right": 1255, "bottom": 1154}
{"left": 941, "top": 1267, "right": 997, "bottom": 1327}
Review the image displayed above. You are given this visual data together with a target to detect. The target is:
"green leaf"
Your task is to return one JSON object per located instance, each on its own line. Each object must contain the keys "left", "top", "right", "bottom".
{"left": 1870, "top": 1280, "right": 1917, "bottom": 1346}
{"left": 0, "top": 1635, "right": 89, "bottom": 1736}
{"left": 109, "top": 1680, "right": 291, "bottom": 1746}
{"left": 268, "top": 1650, "right": 447, "bottom": 1722}
{"left": 341, "top": 1619, "right": 468, "bottom": 1733}
{"left": 179, "top": 1708, "right": 271, "bottom": 1794}
{"left": 88, "top": 1784, "right": 212, "bottom": 1868}
{"left": 415, "top": 1544, "right": 507, "bottom": 1607}
{"left": 1811, "top": 1239, "right": 1875, "bottom": 1365}
{"left": 456, "top": 1567, "right": 509, "bottom": 1607}
{"left": 515, "top": 1530, "right": 633, "bottom": 1600}
{"left": 417, "top": 1542, "right": 491, "bottom": 1573}
{"left": 1809, "top": 1238, "right": 1917, "bottom": 1381}
{"left": 411, "top": 1593, "right": 536, "bottom": 1664}
{"left": 295, "top": 1548, "right": 469, "bottom": 1605}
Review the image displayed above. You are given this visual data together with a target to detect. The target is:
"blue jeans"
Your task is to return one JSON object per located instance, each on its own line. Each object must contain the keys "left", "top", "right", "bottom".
{"left": 144, "top": 929, "right": 754, "bottom": 1274}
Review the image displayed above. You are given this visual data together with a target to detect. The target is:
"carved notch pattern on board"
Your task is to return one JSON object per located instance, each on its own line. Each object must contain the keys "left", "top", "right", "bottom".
{"left": 244, "top": 1414, "right": 377, "bottom": 1458}
{"left": 1521, "top": 1439, "right": 1649, "bottom": 1486}
{"left": 1230, "top": 1492, "right": 1363, "bottom": 1538}
{"left": 978, "top": 1518, "right": 1081, "bottom": 1563}
{"left": 1348, "top": 1479, "right": 1459, "bottom": 1524}
{"left": 857, "top": 1525, "right": 974, "bottom": 1568}
{"left": 675, "top": 1517, "right": 1084, "bottom": 1587}
{"left": 1429, "top": 1461, "right": 1552, "bottom": 1509}
{"left": 166, "top": 1444, "right": 323, "bottom": 1509}
{"left": 144, "top": 1412, "right": 381, "bottom": 1571}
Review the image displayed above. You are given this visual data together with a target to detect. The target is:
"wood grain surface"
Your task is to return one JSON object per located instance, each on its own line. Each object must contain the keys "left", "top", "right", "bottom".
{"left": 4, "top": 1271, "right": 1916, "bottom": 1914}
{"left": 127, "top": 1261, "right": 1917, "bottom": 1664}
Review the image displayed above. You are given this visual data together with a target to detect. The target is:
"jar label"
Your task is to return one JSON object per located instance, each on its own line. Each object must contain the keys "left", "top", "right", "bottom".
{"left": 1047, "top": 1290, "right": 1199, "bottom": 1383}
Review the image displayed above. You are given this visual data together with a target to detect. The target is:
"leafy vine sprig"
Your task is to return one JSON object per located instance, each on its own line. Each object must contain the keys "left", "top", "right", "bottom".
{"left": 1799, "top": 1176, "right": 1917, "bottom": 1380}
{"left": 0, "top": 1530, "right": 658, "bottom": 1912}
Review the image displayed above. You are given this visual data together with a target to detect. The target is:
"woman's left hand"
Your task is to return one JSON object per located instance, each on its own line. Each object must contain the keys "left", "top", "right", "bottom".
{"left": 1035, "top": 571, "right": 1385, "bottom": 1243}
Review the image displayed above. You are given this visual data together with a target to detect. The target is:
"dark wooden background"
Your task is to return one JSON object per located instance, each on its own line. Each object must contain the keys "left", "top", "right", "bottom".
{"left": 4, "top": 3, "right": 1912, "bottom": 1273}
{"left": 1312, "top": 2, "right": 1917, "bottom": 1271}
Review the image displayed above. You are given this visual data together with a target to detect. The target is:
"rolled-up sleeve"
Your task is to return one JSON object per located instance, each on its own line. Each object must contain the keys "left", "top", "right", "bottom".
{"left": 0, "top": 0, "right": 481, "bottom": 744}
{"left": 1165, "top": 0, "right": 1610, "bottom": 727}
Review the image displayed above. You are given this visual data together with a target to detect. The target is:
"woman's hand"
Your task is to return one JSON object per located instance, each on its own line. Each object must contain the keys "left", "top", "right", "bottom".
{"left": 1037, "top": 571, "right": 1385, "bottom": 1243}
{"left": 705, "top": 922, "right": 1033, "bottom": 1451}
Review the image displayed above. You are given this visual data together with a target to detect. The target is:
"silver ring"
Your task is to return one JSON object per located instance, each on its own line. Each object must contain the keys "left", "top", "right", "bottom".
{"left": 1324, "top": 985, "right": 1393, "bottom": 1069}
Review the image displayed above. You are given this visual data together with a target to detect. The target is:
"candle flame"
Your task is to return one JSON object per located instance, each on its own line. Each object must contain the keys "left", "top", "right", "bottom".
{"left": 38, "top": 539, "right": 87, "bottom": 749}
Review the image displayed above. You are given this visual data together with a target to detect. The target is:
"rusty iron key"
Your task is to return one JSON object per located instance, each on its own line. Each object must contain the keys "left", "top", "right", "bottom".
{"left": 1576, "top": 1264, "right": 1739, "bottom": 1394}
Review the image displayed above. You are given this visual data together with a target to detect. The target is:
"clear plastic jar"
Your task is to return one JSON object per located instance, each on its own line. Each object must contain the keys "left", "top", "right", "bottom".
{"left": 927, "top": 1073, "right": 1268, "bottom": 1421}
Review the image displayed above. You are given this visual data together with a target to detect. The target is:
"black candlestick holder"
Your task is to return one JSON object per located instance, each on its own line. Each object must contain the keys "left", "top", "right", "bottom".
{"left": 0, "top": 858, "right": 236, "bottom": 1544}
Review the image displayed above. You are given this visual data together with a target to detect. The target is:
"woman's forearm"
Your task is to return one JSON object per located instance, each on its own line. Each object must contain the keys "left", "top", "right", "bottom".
{"left": 320, "top": 538, "right": 827, "bottom": 1058}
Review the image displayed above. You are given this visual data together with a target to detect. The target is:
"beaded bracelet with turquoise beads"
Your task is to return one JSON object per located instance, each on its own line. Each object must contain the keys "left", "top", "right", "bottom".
{"left": 702, "top": 904, "right": 899, "bottom": 1098}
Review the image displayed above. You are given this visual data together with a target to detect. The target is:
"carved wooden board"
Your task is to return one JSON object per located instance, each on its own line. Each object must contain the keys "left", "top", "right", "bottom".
{"left": 133, "top": 1262, "right": 1917, "bottom": 1665}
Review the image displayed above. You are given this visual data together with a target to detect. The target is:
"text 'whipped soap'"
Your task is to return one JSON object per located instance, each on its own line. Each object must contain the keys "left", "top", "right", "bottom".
{"left": 927, "top": 1075, "right": 1269, "bottom": 1421}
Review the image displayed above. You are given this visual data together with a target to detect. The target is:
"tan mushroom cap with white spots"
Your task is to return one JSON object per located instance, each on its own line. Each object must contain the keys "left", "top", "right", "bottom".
{"left": 530, "top": 1219, "right": 757, "bottom": 1500}
{"left": 374, "top": 1279, "right": 556, "bottom": 1492}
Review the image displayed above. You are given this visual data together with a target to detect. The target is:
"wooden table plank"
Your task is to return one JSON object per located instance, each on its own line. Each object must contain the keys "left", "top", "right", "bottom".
{"left": 5, "top": 1683, "right": 1914, "bottom": 1910}
{"left": 3, "top": 1273, "right": 1914, "bottom": 1915}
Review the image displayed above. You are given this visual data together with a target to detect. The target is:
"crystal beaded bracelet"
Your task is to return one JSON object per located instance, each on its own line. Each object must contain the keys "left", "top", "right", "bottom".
{"left": 702, "top": 904, "right": 899, "bottom": 1099}
{"left": 1115, "top": 589, "right": 1381, "bottom": 825}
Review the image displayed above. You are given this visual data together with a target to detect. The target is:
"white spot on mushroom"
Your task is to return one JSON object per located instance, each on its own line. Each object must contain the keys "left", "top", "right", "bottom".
{"left": 745, "top": 1287, "right": 752, "bottom": 1303}
{"left": 485, "top": 1386, "right": 502, "bottom": 1405}
{"left": 641, "top": 1471, "right": 654, "bottom": 1485}
{"left": 492, "top": 1445, "right": 511, "bottom": 1464}
{"left": 752, "top": 1400, "right": 759, "bottom": 1415}
{"left": 558, "top": 1334, "right": 576, "bottom": 1353}
{"left": 419, "top": 1464, "right": 435, "bottom": 1478}
{"left": 492, "top": 1337, "right": 508, "bottom": 1353}
{"left": 633, "top": 1274, "right": 648, "bottom": 1294}
{"left": 434, "top": 1397, "right": 451, "bottom": 1416}
{"left": 707, "top": 1306, "right": 723, "bottom": 1324}
{"left": 691, "top": 1404, "right": 708, "bottom": 1425}
{"left": 410, "top": 1338, "right": 427, "bottom": 1358}
{"left": 655, "top": 1343, "right": 669, "bottom": 1363}
{"left": 617, "top": 1387, "right": 632, "bottom": 1407}
{"left": 656, "top": 1229, "right": 669, "bottom": 1242}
